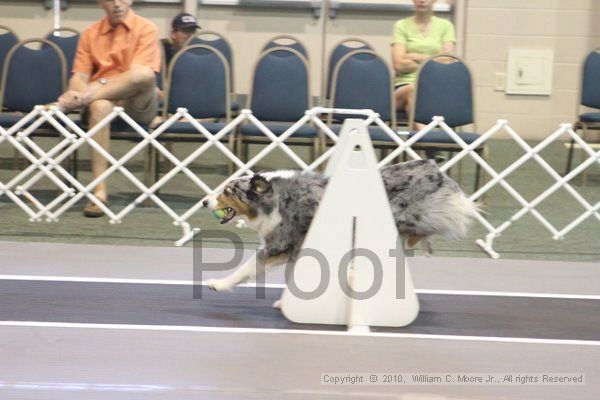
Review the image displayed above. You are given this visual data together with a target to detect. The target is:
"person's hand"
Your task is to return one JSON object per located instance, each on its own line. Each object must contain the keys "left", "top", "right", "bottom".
{"left": 57, "top": 87, "right": 95, "bottom": 113}
{"left": 57, "top": 90, "right": 91, "bottom": 113}
{"left": 440, "top": 42, "right": 455, "bottom": 54}
{"left": 57, "top": 90, "right": 80, "bottom": 112}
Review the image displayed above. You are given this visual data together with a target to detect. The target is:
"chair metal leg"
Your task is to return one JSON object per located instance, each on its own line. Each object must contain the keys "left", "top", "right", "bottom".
{"left": 474, "top": 150, "right": 482, "bottom": 193}
{"left": 144, "top": 145, "right": 158, "bottom": 187}
{"left": 477, "top": 144, "right": 490, "bottom": 206}
{"left": 235, "top": 134, "right": 244, "bottom": 163}
{"left": 457, "top": 151, "right": 463, "bottom": 185}
{"left": 310, "top": 138, "right": 319, "bottom": 164}
{"left": 162, "top": 142, "right": 174, "bottom": 171}
{"left": 154, "top": 144, "right": 160, "bottom": 183}
{"left": 243, "top": 141, "right": 250, "bottom": 163}
{"left": 565, "top": 138, "right": 576, "bottom": 176}
{"left": 72, "top": 149, "right": 79, "bottom": 179}
{"left": 581, "top": 125, "right": 589, "bottom": 187}
{"left": 141, "top": 145, "right": 158, "bottom": 206}
{"left": 228, "top": 133, "right": 237, "bottom": 175}
{"left": 12, "top": 148, "right": 24, "bottom": 170}
{"left": 381, "top": 147, "right": 390, "bottom": 162}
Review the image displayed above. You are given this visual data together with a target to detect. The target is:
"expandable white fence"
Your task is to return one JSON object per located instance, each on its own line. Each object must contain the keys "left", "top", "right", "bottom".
{"left": 0, "top": 105, "right": 598, "bottom": 257}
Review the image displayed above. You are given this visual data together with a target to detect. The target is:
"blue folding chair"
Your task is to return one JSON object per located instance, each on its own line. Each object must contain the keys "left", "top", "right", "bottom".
{"left": 238, "top": 46, "right": 317, "bottom": 162}
{"left": 164, "top": 44, "right": 231, "bottom": 126}
{"left": 0, "top": 39, "right": 68, "bottom": 172}
{"left": 0, "top": 39, "right": 66, "bottom": 126}
{"left": 324, "top": 38, "right": 372, "bottom": 102}
{"left": 186, "top": 31, "right": 237, "bottom": 111}
{"left": 262, "top": 34, "right": 308, "bottom": 60}
{"left": 0, "top": 26, "right": 18, "bottom": 96}
{"left": 45, "top": 28, "right": 79, "bottom": 80}
{"left": 410, "top": 54, "right": 485, "bottom": 190}
{"left": 565, "top": 48, "right": 600, "bottom": 185}
{"left": 327, "top": 49, "right": 398, "bottom": 150}
{"left": 153, "top": 44, "right": 233, "bottom": 178}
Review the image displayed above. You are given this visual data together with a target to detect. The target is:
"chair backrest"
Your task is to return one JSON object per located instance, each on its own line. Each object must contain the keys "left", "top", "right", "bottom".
{"left": 325, "top": 38, "right": 372, "bottom": 100}
{"left": 0, "top": 26, "right": 19, "bottom": 89}
{"left": 44, "top": 28, "right": 79, "bottom": 79}
{"left": 165, "top": 44, "right": 230, "bottom": 120}
{"left": 0, "top": 39, "right": 66, "bottom": 112}
{"left": 412, "top": 54, "right": 474, "bottom": 128}
{"left": 581, "top": 49, "right": 600, "bottom": 109}
{"left": 261, "top": 35, "right": 308, "bottom": 60}
{"left": 186, "top": 31, "right": 234, "bottom": 91}
{"left": 329, "top": 49, "right": 395, "bottom": 125}
{"left": 248, "top": 47, "right": 310, "bottom": 122}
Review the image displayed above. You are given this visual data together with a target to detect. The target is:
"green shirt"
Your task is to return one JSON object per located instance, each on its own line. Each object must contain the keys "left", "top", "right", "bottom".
{"left": 392, "top": 16, "right": 456, "bottom": 85}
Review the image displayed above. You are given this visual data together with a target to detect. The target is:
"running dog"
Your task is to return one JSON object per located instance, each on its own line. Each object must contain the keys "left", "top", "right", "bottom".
{"left": 202, "top": 159, "right": 476, "bottom": 293}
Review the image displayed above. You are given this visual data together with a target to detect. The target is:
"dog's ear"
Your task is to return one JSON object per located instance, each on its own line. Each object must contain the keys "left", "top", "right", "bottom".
{"left": 250, "top": 174, "right": 271, "bottom": 194}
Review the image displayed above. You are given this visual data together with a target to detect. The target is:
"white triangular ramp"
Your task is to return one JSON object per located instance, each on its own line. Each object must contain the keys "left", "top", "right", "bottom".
{"left": 280, "top": 119, "right": 419, "bottom": 328}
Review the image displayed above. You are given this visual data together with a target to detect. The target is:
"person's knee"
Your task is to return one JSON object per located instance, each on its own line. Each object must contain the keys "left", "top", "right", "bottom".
{"left": 88, "top": 100, "right": 113, "bottom": 121}
{"left": 129, "top": 66, "right": 156, "bottom": 91}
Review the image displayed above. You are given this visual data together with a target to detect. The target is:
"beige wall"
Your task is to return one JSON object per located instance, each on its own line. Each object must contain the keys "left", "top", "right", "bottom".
{"left": 0, "top": 0, "right": 598, "bottom": 140}
{"left": 465, "top": 0, "right": 600, "bottom": 139}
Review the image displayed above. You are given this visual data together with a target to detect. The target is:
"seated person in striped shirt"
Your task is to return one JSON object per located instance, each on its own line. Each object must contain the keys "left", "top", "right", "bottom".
{"left": 56, "top": 0, "right": 160, "bottom": 218}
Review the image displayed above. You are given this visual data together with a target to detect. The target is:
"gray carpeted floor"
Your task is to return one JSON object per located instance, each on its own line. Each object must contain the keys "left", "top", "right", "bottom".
{"left": 0, "top": 136, "right": 598, "bottom": 261}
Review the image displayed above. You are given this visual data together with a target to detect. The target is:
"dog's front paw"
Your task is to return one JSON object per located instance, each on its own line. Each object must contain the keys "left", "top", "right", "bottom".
{"left": 272, "top": 299, "right": 282, "bottom": 309}
{"left": 206, "top": 278, "right": 234, "bottom": 292}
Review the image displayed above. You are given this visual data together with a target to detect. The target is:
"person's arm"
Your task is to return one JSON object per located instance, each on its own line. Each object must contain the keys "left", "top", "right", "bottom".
{"left": 440, "top": 41, "right": 455, "bottom": 54}
{"left": 67, "top": 72, "right": 90, "bottom": 92}
{"left": 438, "top": 20, "right": 456, "bottom": 56}
{"left": 57, "top": 30, "right": 94, "bottom": 108}
{"left": 391, "top": 43, "right": 420, "bottom": 74}
{"left": 57, "top": 72, "right": 91, "bottom": 110}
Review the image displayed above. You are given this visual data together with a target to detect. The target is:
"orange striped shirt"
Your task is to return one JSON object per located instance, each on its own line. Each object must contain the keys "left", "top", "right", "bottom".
{"left": 73, "top": 10, "right": 160, "bottom": 82}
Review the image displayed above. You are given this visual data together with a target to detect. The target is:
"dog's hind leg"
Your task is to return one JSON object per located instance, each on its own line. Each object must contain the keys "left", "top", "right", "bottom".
{"left": 420, "top": 238, "right": 433, "bottom": 257}
{"left": 405, "top": 235, "right": 425, "bottom": 249}
{"left": 206, "top": 251, "right": 287, "bottom": 292}
{"left": 405, "top": 235, "right": 433, "bottom": 256}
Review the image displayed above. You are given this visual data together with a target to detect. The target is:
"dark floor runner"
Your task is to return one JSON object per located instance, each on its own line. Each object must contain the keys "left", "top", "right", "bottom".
{"left": 1, "top": 280, "right": 599, "bottom": 341}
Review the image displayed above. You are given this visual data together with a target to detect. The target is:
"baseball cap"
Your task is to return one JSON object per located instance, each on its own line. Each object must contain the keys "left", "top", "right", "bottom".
{"left": 172, "top": 12, "right": 201, "bottom": 31}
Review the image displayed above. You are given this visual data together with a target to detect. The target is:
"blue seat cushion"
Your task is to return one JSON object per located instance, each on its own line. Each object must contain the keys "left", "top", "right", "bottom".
{"left": 579, "top": 112, "right": 600, "bottom": 123}
{"left": 241, "top": 122, "right": 318, "bottom": 138}
{"left": 0, "top": 114, "right": 63, "bottom": 131}
{"left": 161, "top": 121, "right": 228, "bottom": 135}
{"left": 76, "top": 118, "right": 149, "bottom": 135}
{"left": 328, "top": 124, "right": 405, "bottom": 142}
{"left": 409, "top": 130, "right": 480, "bottom": 145}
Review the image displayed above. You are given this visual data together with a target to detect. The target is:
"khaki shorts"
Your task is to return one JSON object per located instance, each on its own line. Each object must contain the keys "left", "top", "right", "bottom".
{"left": 120, "top": 90, "right": 159, "bottom": 126}
{"left": 81, "top": 90, "right": 159, "bottom": 127}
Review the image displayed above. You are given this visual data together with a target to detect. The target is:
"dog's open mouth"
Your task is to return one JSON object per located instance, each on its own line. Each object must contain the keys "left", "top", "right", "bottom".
{"left": 213, "top": 207, "right": 236, "bottom": 224}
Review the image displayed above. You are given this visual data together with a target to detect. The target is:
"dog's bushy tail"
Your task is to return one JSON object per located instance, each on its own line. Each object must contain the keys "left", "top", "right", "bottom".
{"left": 420, "top": 192, "right": 478, "bottom": 240}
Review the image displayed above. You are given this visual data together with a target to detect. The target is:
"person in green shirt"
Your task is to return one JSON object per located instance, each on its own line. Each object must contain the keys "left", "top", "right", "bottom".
{"left": 391, "top": 0, "right": 456, "bottom": 127}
